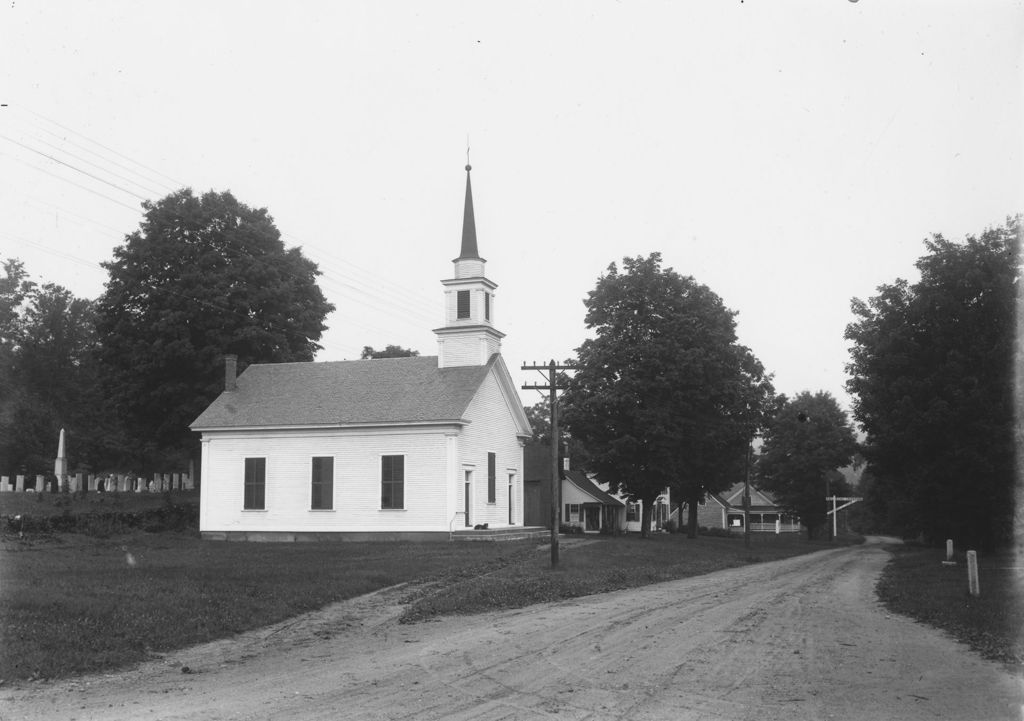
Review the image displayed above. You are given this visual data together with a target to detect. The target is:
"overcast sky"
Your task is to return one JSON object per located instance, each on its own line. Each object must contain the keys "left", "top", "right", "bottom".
{"left": 2, "top": 2, "right": 1021, "bottom": 415}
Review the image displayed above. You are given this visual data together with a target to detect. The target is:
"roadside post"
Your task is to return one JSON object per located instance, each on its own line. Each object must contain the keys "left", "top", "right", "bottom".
{"left": 942, "top": 539, "right": 955, "bottom": 566}
{"left": 967, "top": 550, "right": 980, "bottom": 597}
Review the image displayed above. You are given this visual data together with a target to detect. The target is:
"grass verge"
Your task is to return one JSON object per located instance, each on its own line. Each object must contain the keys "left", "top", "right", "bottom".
{"left": 1, "top": 530, "right": 854, "bottom": 682}
{"left": 400, "top": 532, "right": 860, "bottom": 622}
{"left": 876, "top": 544, "right": 1023, "bottom": 667}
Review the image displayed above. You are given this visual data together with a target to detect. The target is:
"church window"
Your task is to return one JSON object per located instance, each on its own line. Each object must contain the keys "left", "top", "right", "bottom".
{"left": 311, "top": 456, "right": 333, "bottom": 510}
{"left": 484, "top": 292, "right": 490, "bottom": 321}
{"left": 457, "top": 290, "right": 470, "bottom": 319}
{"left": 487, "top": 452, "right": 496, "bottom": 503}
{"left": 243, "top": 458, "right": 266, "bottom": 510}
{"left": 381, "top": 455, "right": 405, "bottom": 509}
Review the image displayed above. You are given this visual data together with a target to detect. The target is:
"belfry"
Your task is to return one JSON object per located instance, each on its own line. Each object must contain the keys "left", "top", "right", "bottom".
{"left": 434, "top": 164, "right": 505, "bottom": 368}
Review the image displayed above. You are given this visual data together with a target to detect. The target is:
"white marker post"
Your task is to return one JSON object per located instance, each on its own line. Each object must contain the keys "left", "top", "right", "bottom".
{"left": 942, "top": 538, "right": 955, "bottom": 565}
{"left": 966, "top": 550, "right": 980, "bottom": 597}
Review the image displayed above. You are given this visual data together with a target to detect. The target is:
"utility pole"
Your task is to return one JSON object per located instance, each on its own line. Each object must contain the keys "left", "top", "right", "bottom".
{"left": 522, "top": 360, "right": 575, "bottom": 568}
{"left": 743, "top": 439, "right": 752, "bottom": 549}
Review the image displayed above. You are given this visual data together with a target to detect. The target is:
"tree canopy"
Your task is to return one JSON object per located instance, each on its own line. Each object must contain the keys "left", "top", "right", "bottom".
{"left": 360, "top": 345, "right": 419, "bottom": 359}
{"left": 561, "top": 253, "right": 775, "bottom": 537}
{"left": 0, "top": 260, "right": 111, "bottom": 473}
{"left": 95, "top": 189, "right": 335, "bottom": 467}
{"left": 844, "top": 217, "right": 1019, "bottom": 549}
{"left": 756, "top": 391, "right": 858, "bottom": 539}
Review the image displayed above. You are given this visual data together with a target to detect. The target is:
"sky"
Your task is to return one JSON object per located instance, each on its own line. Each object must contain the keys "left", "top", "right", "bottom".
{"left": 1, "top": 1, "right": 1022, "bottom": 416}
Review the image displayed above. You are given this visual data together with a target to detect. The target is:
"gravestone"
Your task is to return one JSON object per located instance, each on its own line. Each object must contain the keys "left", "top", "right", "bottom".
{"left": 183, "top": 473, "right": 193, "bottom": 490}
{"left": 15, "top": 475, "right": 25, "bottom": 492}
{"left": 36, "top": 475, "right": 46, "bottom": 493}
{"left": 0, "top": 476, "right": 8, "bottom": 492}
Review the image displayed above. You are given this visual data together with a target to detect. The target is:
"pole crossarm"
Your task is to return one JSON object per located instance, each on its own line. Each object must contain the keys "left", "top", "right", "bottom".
{"left": 826, "top": 496, "right": 863, "bottom": 515}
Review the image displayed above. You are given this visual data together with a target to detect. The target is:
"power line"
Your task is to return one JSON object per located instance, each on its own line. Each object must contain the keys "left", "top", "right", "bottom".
{"left": 0, "top": 133, "right": 150, "bottom": 201}
{"left": 16, "top": 104, "right": 186, "bottom": 189}
{"left": 15, "top": 130, "right": 169, "bottom": 198}
{"left": 0, "top": 149, "right": 143, "bottom": 212}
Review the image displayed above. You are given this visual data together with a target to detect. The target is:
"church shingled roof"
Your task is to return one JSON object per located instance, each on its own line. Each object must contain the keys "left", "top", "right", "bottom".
{"left": 190, "top": 355, "right": 495, "bottom": 430}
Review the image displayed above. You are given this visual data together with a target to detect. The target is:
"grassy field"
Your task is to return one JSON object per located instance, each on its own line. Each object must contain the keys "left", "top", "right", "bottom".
{"left": 0, "top": 529, "right": 847, "bottom": 682}
{"left": 876, "top": 544, "right": 1023, "bottom": 667}
{"left": 0, "top": 489, "right": 199, "bottom": 518}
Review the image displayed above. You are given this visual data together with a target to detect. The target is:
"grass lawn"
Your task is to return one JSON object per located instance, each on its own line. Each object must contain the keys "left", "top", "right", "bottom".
{"left": 0, "top": 489, "right": 199, "bottom": 519}
{"left": 0, "top": 529, "right": 851, "bottom": 682}
{"left": 876, "top": 544, "right": 1023, "bottom": 667}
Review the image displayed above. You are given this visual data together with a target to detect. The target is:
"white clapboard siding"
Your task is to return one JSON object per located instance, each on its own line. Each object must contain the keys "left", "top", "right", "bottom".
{"left": 200, "top": 426, "right": 454, "bottom": 533}
{"left": 458, "top": 366, "right": 524, "bottom": 528}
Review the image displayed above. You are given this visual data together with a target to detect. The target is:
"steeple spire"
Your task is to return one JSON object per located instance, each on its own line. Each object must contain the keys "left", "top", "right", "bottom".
{"left": 457, "top": 164, "right": 483, "bottom": 262}
{"left": 436, "top": 159, "right": 502, "bottom": 368}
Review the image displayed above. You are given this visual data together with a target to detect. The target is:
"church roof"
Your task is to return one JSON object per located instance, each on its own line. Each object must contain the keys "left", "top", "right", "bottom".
{"left": 190, "top": 355, "right": 496, "bottom": 430}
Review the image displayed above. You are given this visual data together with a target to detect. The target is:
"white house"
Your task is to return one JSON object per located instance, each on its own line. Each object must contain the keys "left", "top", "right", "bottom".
{"left": 190, "top": 164, "right": 533, "bottom": 540}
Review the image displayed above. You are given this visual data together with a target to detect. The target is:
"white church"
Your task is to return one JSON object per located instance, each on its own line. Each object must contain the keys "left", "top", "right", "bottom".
{"left": 190, "top": 164, "right": 533, "bottom": 540}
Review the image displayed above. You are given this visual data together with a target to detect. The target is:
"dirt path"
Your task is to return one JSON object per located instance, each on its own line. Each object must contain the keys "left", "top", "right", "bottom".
{"left": 2, "top": 538, "right": 1021, "bottom": 720}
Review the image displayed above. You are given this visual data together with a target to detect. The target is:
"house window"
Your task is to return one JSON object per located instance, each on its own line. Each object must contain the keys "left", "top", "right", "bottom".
{"left": 565, "top": 503, "right": 580, "bottom": 522}
{"left": 626, "top": 502, "right": 640, "bottom": 522}
{"left": 487, "top": 452, "right": 496, "bottom": 503}
{"left": 311, "top": 456, "right": 333, "bottom": 510}
{"left": 381, "top": 455, "right": 404, "bottom": 509}
{"left": 457, "top": 290, "right": 470, "bottom": 319}
{"left": 243, "top": 458, "right": 265, "bottom": 510}
{"left": 484, "top": 292, "right": 490, "bottom": 321}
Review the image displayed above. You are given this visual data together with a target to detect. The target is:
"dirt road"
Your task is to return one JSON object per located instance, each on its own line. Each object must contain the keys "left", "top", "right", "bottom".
{"left": 3, "top": 538, "right": 1021, "bottom": 720}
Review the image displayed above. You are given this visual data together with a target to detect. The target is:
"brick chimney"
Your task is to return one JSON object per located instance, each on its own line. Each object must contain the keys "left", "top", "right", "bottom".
{"left": 224, "top": 354, "right": 238, "bottom": 391}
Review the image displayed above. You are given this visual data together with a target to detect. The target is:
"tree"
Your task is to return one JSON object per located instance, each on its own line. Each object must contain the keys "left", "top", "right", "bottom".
{"left": 360, "top": 345, "right": 419, "bottom": 359}
{"left": 845, "top": 218, "right": 1018, "bottom": 549}
{"left": 523, "top": 397, "right": 552, "bottom": 444}
{"left": 522, "top": 395, "right": 591, "bottom": 471}
{"left": 95, "top": 189, "right": 335, "bottom": 467}
{"left": 561, "top": 253, "right": 775, "bottom": 538}
{"left": 0, "top": 264, "right": 114, "bottom": 473}
{"left": 756, "top": 391, "right": 859, "bottom": 540}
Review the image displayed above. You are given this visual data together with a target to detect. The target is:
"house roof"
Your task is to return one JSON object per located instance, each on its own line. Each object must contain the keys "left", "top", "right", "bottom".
{"left": 565, "top": 470, "right": 625, "bottom": 507}
{"left": 190, "top": 355, "right": 496, "bottom": 430}
{"left": 712, "top": 482, "right": 782, "bottom": 511}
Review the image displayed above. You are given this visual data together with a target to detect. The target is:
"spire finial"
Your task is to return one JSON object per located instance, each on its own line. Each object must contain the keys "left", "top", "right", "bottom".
{"left": 466, "top": 138, "right": 471, "bottom": 172}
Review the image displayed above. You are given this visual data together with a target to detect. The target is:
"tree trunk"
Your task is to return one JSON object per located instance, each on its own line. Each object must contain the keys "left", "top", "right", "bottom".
{"left": 686, "top": 491, "right": 700, "bottom": 539}
{"left": 639, "top": 500, "right": 653, "bottom": 538}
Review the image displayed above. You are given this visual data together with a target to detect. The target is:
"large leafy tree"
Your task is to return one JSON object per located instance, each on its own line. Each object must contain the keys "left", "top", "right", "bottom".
{"left": 562, "top": 253, "right": 775, "bottom": 538}
{"left": 95, "top": 189, "right": 335, "bottom": 467}
{"left": 845, "top": 218, "right": 1018, "bottom": 549}
{"left": 756, "top": 391, "right": 859, "bottom": 539}
{"left": 0, "top": 262, "right": 113, "bottom": 473}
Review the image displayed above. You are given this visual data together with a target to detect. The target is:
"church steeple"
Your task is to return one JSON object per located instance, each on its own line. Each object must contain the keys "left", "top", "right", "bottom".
{"left": 457, "top": 164, "right": 484, "bottom": 262}
{"left": 435, "top": 162, "right": 504, "bottom": 368}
